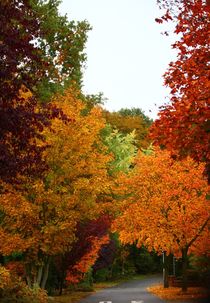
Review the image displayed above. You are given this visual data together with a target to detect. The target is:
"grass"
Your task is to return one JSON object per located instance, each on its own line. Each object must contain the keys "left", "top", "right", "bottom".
{"left": 48, "top": 291, "right": 93, "bottom": 303}
{"left": 93, "top": 274, "right": 147, "bottom": 290}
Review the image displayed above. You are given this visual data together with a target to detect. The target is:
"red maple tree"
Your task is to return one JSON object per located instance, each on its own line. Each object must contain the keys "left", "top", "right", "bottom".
{"left": 151, "top": 0, "right": 210, "bottom": 182}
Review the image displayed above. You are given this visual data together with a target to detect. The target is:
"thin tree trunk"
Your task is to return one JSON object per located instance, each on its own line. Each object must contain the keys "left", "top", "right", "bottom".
{"left": 40, "top": 259, "right": 50, "bottom": 289}
{"left": 59, "top": 256, "right": 66, "bottom": 296}
{"left": 0, "top": 254, "right": 4, "bottom": 265}
{"left": 37, "top": 266, "right": 43, "bottom": 286}
{"left": 26, "top": 274, "right": 32, "bottom": 288}
{"left": 163, "top": 251, "right": 169, "bottom": 288}
{"left": 181, "top": 247, "right": 188, "bottom": 292}
{"left": 25, "top": 264, "right": 32, "bottom": 288}
{"left": 122, "top": 259, "right": 125, "bottom": 275}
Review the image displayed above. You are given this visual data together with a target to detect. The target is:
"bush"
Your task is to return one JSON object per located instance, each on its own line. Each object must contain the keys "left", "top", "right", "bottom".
{"left": 76, "top": 269, "right": 94, "bottom": 291}
{"left": 0, "top": 266, "right": 48, "bottom": 303}
{"left": 130, "top": 246, "right": 161, "bottom": 274}
{"left": 189, "top": 254, "right": 210, "bottom": 287}
{"left": 93, "top": 268, "right": 110, "bottom": 282}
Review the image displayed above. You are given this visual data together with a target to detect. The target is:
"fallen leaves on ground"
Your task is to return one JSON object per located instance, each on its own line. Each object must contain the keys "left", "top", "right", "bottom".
{"left": 148, "top": 284, "right": 210, "bottom": 301}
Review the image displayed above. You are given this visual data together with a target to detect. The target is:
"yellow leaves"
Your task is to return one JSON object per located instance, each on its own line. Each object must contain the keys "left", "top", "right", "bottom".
{"left": 0, "top": 266, "right": 11, "bottom": 289}
{"left": 11, "top": 89, "right": 113, "bottom": 257}
{"left": 18, "top": 85, "right": 33, "bottom": 101}
{"left": 44, "top": 90, "right": 111, "bottom": 189}
{"left": 42, "top": 88, "right": 113, "bottom": 219}
{"left": 0, "top": 228, "right": 30, "bottom": 255}
{"left": 0, "top": 184, "right": 40, "bottom": 256}
{"left": 0, "top": 86, "right": 115, "bottom": 271}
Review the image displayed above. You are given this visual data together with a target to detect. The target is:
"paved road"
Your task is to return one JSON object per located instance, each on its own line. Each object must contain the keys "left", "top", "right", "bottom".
{"left": 78, "top": 275, "right": 209, "bottom": 303}
{"left": 78, "top": 275, "right": 164, "bottom": 303}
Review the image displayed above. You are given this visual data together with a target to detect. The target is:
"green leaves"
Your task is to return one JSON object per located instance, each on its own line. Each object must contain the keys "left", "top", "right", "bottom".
{"left": 102, "top": 125, "right": 137, "bottom": 174}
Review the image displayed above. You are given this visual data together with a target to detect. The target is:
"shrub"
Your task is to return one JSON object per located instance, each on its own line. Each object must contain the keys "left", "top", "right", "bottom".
{"left": 0, "top": 265, "right": 48, "bottom": 303}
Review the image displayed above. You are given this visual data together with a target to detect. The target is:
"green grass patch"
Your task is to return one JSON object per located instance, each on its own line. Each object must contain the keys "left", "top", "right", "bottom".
{"left": 93, "top": 274, "right": 147, "bottom": 290}
{"left": 48, "top": 291, "right": 93, "bottom": 303}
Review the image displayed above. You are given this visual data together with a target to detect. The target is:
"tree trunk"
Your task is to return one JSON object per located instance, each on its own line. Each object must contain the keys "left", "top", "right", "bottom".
{"left": 181, "top": 247, "right": 188, "bottom": 292}
{"left": 163, "top": 251, "right": 169, "bottom": 288}
{"left": 40, "top": 258, "right": 50, "bottom": 289}
{"left": 25, "top": 264, "right": 32, "bottom": 288}
{"left": 37, "top": 266, "right": 43, "bottom": 286}
{"left": 59, "top": 256, "right": 66, "bottom": 296}
{"left": 0, "top": 254, "right": 4, "bottom": 265}
{"left": 121, "top": 259, "right": 125, "bottom": 275}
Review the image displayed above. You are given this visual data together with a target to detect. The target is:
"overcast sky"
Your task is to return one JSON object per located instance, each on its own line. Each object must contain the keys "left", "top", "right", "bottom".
{"left": 59, "top": 0, "right": 177, "bottom": 119}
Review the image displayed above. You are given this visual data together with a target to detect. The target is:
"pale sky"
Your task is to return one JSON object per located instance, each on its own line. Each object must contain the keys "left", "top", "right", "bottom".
{"left": 59, "top": 0, "right": 177, "bottom": 119}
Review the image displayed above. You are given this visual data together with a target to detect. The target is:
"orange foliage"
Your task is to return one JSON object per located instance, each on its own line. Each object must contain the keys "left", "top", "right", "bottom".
{"left": 112, "top": 149, "right": 209, "bottom": 256}
{"left": 148, "top": 284, "right": 210, "bottom": 300}
{"left": 5, "top": 261, "right": 25, "bottom": 277}
{"left": 0, "top": 88, "right": 113, "bottom": 287}
{"left": 0, "top": 88, "right": 112, "bottom": 257}
{"left": 0, "top": 182, "right": 37, "bottom": 256}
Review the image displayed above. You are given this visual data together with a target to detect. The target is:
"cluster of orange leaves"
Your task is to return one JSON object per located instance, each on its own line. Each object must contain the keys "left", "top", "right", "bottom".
{"left": 112, "top": 148, "right": 210, "bottom": 257}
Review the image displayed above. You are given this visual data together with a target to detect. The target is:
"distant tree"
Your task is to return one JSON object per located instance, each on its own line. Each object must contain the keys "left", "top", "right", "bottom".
{"left": 103, "top": 110, "right": 151, "bottom": 149}
{"left": 101, "top": 125, "right": 137, "bottom": 175}
{"left": 118, "top": 107, "right": 153, "bottom": 125}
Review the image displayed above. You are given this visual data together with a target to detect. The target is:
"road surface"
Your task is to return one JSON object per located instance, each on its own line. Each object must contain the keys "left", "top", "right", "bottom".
{"left": 78, "top": 275, "right": 163, "bottom": 303}
{"left": 78, "top": 275, "right": 209, "bottom": 303}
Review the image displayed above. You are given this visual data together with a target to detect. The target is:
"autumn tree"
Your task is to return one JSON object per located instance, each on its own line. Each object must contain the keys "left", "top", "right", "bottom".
{"left": 30, "top": 0, "right": 91, "bottom": 101}
{"left": 1, "top": 0, "right": 44, "bottom": 101}
{"left": 118, "top": 107, "right": 153, "bottom": 126}
{"left": 0, "top": 0, "right": 49, "bottom": 182}
{"left": 151, "top": 0, "right": 210, "bottom": 182}
{"left": 65, "top": 216, "right": 111, "bottom": 285}
{"left": 103, "top": 109, "right": 151, "bottom": 149}
{"left": 0, "top": 89, "right": 113, "bottom": 289}
{"left": 52, "top": 215, "right": 111, "bottom": 294}
{"left": 0, "top": 87, "right": 61, "bottom": 184}
{"left": 49, "top": 108, "right": 138, "bottom": 292}
{"left": 0, "top": 0, "right": 90, "bottom": 101}
{"left": 112, "top": 149, "right": 210, "bottom": 291}
{"left": 0, "top": 0, "right": 90, "bottom": 183}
